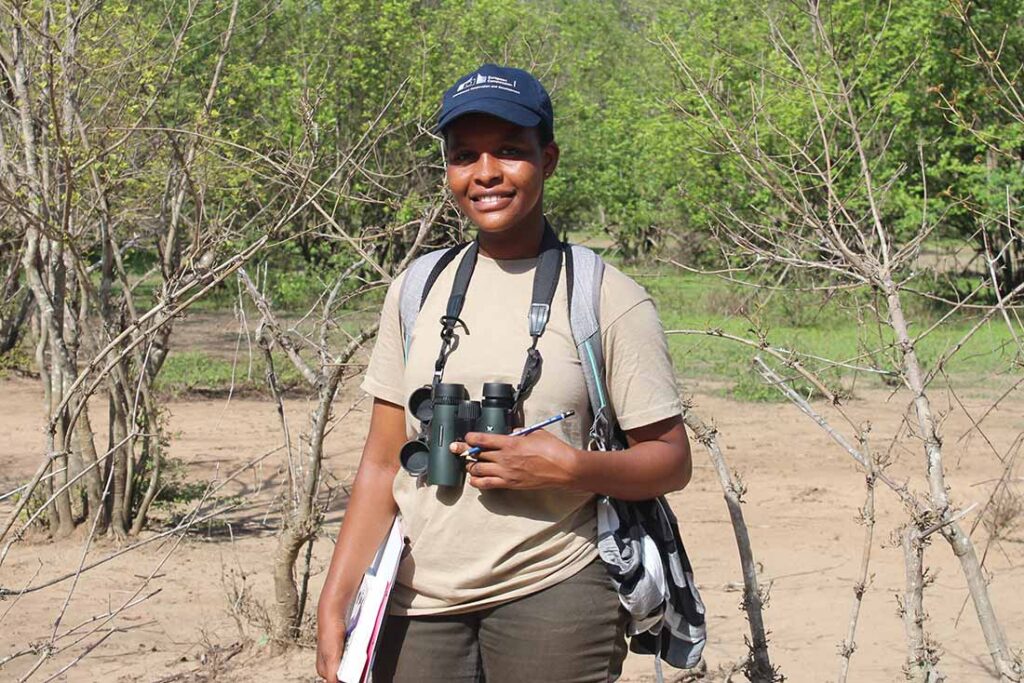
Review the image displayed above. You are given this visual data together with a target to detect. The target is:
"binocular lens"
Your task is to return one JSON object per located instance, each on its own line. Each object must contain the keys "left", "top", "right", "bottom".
{"left": 400, "top": 440, "right": 430, "bottom": 476}
{"left": 408, "top": 386, "right": 433, "bottom": 424}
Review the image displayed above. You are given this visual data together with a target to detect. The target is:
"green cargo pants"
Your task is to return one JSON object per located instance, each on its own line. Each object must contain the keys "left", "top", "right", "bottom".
{"left": 373, "top": 559, "right": 629, "bottom": 683}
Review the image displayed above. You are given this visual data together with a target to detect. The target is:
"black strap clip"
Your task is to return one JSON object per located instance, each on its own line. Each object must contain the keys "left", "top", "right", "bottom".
{"left": 434, "top": 315, "right": 469, "bottom": 387}
{"left": 528, "top": 303, "right": 550, "bottom": 339}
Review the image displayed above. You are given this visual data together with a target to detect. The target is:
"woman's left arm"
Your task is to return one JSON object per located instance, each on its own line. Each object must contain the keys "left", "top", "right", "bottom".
{"left": 456, "top": 415, "right": 692, "bottom": 501}
{"left": 573, "top": 415, "right": 692, "bottom": 499}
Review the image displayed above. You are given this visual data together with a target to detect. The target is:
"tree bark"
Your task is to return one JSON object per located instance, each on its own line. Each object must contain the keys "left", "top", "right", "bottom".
{"left": 683, "top": 408, "right": 776, "bottom": 682}
{"left": 108, "top": 396, "right": 129, "bottom": 540}
{"left": 75, "top": 405, "right": 107, "bottom": 534}
{"left": 885, "top": 284, "right": 1020, "bottom": 680}
{"left": 130, "top": 391, "right": 162, "bottom": 536}
{"left": 272, "top": 521, "right": 310, "bottom": 647}
{"left": 271, "top": 371, "right": 342, "bottom": 645}
{"left": 901, "top": 526, "right": 941, "bottom": 682}
{"left": 50, "top": 369, "right": 75, "bottom": 538}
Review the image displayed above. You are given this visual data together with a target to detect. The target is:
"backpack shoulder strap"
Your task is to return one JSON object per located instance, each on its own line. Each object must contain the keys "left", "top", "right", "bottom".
{"left": 569, "top": 246, "right": 706, "bottom": 675}
{"left": 566, "top": 244, "right": 621, "bottom": 450}
{"left": 398, "top": 243, "right": 469, "bottom": 362}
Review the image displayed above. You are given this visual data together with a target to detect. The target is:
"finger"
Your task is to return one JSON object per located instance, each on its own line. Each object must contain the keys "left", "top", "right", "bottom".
{"left": 467, "top": 461, "right": 502, "bottom": 478}
{"left": 469, "top": 446, "right": 504, "bottom": 463}
{"left": 468, "top": 475, "right": 508, "bottom": 490}
{"left": 463, "top": 431, "right": 514, "bottom": 450}
{"left": 449, "top": 440, "right": 469, "bottom": 454}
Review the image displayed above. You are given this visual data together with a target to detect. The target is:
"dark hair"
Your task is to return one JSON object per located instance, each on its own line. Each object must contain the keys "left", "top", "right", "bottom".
{"left": 538, "top": 124, "right": 554, "bottom": 146}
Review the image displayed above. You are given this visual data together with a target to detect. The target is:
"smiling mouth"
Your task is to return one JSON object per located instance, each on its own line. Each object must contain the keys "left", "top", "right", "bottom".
{"left": 471, "top": 192, "right": 515, "bottom": 212}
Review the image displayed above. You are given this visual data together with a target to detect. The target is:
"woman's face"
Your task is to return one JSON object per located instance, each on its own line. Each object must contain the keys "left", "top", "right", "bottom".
{"left": 445, "top": 113, "right": 559, "bottom": 240}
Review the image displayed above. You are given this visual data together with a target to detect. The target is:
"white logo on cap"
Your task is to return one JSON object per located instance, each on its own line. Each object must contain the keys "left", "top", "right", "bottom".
{"left": 453, "top": 72, "right": 521, "bottom": 97}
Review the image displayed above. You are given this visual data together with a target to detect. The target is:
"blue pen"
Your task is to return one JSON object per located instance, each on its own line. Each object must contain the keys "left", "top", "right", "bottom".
{"left": 462, "top": 410, "right": 576, "bottom": 460}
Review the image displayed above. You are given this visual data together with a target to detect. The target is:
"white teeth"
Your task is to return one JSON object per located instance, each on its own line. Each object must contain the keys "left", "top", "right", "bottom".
{"left": 476, "top": 195, "right": 509, "bottom": 204}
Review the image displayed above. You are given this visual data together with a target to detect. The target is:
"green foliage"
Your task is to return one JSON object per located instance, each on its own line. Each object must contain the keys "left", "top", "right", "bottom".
{"left": 0, "top": 347, "right": 33, "bottom": 378}
{"left": 154, "top": 458, "right": 210, "bottom": 506}
{"left": 95, "top": 0, "right": 1018, "bottom": 273}
{"left": 12, "top": 0, "right": 1023, "bottom": 402}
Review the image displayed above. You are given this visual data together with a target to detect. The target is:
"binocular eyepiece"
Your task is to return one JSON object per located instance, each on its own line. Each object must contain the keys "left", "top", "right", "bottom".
{"left": 400, "top": 382, "right": 515, "bottom": 487}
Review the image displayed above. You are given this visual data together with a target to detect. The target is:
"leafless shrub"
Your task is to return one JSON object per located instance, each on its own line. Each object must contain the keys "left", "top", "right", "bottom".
{"left": 683, "top": 402, "right": 779, "bottom": 681}
{"left": 221, "top": 563, "right": 273, "bottom": 644}
{"left": 984, "top": 488, "right": 1023, "bottom": 542}
{"left": 660, "top": 1, "right": 1023, "bottom": 677}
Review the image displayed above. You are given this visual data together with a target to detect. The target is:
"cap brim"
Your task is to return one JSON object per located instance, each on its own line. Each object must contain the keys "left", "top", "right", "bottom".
{"left": 436, "top": 98, "right": 542, "bottom": 133}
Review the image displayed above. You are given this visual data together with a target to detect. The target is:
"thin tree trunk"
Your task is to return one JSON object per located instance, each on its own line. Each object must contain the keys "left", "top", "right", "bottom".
{"left": 0, "top": 290, "right": 32, "bottom": 354}
{"left": 837, "top": 453, "right": 875, "bottom": 683}
{"left": 65, "top": 436, "right": 85, "bottom": 523}
{"left": 75, "top": 405, "right": 107, "bottom": 534}
{"left": 50, "top": 368, "right": 75, "bottom": 538}
{"left": 683, "top": 408, "right": 776, "bottom": 681}
{"left": 130, "top": 391, "right": 162, "bottom": 536}
{"left": 884, "top": 285, "right": 1020, "bottom": 680}
{"left": 901, "top": 526, "right": 940, "bottom": 681}
{"left": 34, "top": 314, "right": 60, "bottom": 534}
{"left": 121, "top": 369, "right": 137, "bottom": 524}
{"left": 122, "top": 429, "right": 136, "bottom": 524}
{"left": 272, "top": 523, "right": 309, "bottom": 647}
{"left": 43, "top": 461, "right": 59, "bottom": 538}
{"left": 108, "top": 395, "right": 129, "bottom": 540}
{"left": 272, "top": 372, "right": 341, "bottom": 645}
{"left": 295, "top": 535, "right": 316, "bottom": 633}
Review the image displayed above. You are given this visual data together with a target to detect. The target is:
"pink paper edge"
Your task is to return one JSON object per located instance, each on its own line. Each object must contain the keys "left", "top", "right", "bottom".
{"left": 360, "top": 580, "right": 393, "bottom": 683}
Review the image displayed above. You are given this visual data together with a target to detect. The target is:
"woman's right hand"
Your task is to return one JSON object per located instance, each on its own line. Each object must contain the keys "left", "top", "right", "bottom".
{"left": 316, "top": 604, "right": 345, "bottom": 683}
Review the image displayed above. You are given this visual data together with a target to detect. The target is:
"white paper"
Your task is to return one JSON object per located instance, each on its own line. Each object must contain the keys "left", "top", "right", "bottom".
{"left": 338, "top": 517, "right": 404, "bottom": 683}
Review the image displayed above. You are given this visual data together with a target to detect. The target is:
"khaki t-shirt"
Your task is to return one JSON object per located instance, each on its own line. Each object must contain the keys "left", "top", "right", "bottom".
{"left": 361, "top": 249, "right": 683, "bottom": 616}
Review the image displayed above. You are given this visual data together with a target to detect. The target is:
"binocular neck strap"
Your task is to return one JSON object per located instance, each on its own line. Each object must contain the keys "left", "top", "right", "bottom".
{"left": 433, "top": 241, "right": 479, "bottom": 389}
{"left": 431, "top": 222, "right": 564, "bottom": 408}
{"left": 514, "top": 225, "right": 563, "bottom": 408}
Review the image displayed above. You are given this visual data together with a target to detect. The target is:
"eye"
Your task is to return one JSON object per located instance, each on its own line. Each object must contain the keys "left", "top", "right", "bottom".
{"left": 498, "top": 146, "right": 524, "bottom": 156}
{"left": 449, "top": 150, "right": 475, "bottom": 164}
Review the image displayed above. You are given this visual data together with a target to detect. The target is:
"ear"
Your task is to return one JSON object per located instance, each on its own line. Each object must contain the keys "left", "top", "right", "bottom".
{"left": 542, "top": 141, "right": 560, "bottom": 179}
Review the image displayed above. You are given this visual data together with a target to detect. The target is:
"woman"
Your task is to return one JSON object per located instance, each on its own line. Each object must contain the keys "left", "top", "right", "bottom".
{"left": 316, "top": 64, "right": 692, "bottom": 683}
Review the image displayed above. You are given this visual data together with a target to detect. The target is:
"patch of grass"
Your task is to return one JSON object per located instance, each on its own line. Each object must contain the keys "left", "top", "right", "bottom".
{"left": 631, "top": 266, "right": 1018, "bottom": 401}
{"left": 139, "top": 258, "right": 1014, "bottom": 403}
{"left": 155, "top": 350, "right": 305, "bottom": 397}
{"left": 126, "top": 265, "right": 391, "bottom": 316}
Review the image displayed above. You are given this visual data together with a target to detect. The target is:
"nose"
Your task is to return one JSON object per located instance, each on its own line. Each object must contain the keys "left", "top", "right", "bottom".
{"left": 473, "top": 153, "right": 502, "bottom": 187}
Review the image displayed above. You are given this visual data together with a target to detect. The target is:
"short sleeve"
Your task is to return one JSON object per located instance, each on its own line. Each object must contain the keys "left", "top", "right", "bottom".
{"left": 360, "top": 272, "right": 407, "bottom": 407}
{"left": 601, "top": 268, "right": 683, "bottom": 431}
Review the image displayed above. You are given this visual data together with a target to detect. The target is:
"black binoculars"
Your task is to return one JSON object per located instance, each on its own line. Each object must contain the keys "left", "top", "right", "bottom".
{"left": 400, "top": 382, "right": 515, "bottom": 487}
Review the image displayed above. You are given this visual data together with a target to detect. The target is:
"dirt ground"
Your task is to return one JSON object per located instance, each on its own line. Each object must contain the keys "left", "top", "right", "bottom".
{"left": 2, "top": 368, "right": 1023, "bottom": 682}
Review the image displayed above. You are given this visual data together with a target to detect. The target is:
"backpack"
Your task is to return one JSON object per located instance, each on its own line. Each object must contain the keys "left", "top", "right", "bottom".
{"left": 397, "top": 240, "right": 707, "bottom": 673}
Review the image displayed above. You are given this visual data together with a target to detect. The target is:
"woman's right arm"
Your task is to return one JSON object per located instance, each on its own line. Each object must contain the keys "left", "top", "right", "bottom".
{"left": 316, "top": 397, "right": 407, "bottom": 683}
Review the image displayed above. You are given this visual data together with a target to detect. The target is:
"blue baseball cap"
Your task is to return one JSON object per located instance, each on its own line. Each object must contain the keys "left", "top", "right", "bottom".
{"left": 437, "top": 64, "right": 554, "bottom": 140}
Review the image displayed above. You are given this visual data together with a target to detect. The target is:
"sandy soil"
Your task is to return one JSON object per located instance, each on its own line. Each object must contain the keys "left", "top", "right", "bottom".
{"left": 2, "top": 371, "right": 1022, "bottom": 682}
